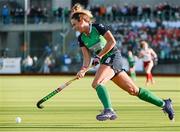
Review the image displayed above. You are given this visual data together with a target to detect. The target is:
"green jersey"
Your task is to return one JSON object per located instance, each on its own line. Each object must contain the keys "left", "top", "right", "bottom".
{"left": 78, "top": 23, "right": 118, "bottom": 63}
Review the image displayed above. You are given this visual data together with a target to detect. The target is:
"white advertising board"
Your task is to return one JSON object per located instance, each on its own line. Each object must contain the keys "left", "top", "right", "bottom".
{"left": 0, "top": 58, "right": 21, "bottom": 74}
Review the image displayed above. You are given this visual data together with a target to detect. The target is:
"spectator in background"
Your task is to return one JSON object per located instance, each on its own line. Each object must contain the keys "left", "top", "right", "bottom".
{"left": 1, "top": 48, "right": 9, "bottom": 58}
{"left": 57, "top": 6, "right": 63, "bottom": 22}
{"left": 2, "top": 5, "right": 10, "bottom": 24}
{"left": 36, "top": 7, "right": 42, "bottom": 24}
{"left": 106, "top": 4, "right": 112, "bottom": 21}
{"left": 28, "top": 5, "right": 36, "bottom": 23}
{"left": 22, "top": 55, "right": 33, "bottom": 72}
{"left": 32, "top": 56, "right": 38, "bottom": 72}
{"left": 19, "top": 7, "right": 24, "bottom": 23}
{"left": 43, "top": 56, "right": 52, "bottom": 73}
{"left": 14, "top": 7, "right": 20, "bottom": 23}
{"left": 44, "top": 45, "right": 52, "bottom": 55}
{"left": 42, "top": 7, "right": 48, "bottom": 23}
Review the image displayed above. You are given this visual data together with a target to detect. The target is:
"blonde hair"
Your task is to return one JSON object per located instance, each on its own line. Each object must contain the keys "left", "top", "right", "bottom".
{"left": 140, "top": 41, "right": 148, "bottom": 48}
{"left": 71, "top": 3, "right": 93, "bottom": 23}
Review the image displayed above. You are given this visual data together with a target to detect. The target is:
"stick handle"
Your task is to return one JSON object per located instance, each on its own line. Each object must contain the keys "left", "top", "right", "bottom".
{"left": 57, "top": 77, "right": 78, "bottom": 91}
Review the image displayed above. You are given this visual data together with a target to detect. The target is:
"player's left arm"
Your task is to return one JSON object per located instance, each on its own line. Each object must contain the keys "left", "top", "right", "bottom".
{"left": 150, "top": 48, "right": 158, "bottom": 65}
{"left": 150, "top": 48, "right": 157, "bottom": 59}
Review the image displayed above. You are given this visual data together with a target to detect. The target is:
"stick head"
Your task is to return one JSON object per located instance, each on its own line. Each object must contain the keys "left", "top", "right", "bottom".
{"left": 36, "top": 100, "right": 44, "bottom": 109}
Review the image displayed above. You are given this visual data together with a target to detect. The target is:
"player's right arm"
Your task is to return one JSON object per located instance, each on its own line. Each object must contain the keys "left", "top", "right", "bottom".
{"left": 81, "top": 46, "right": 91, "bottom": 68}
{"left": 138, "top": 50, "right": 144, "bottom": 58}
{"left": 76, "top": 35, "right": 91, "bottom": 79}
{"left": 77, "top": 46, "right": 91, "bottom": 79}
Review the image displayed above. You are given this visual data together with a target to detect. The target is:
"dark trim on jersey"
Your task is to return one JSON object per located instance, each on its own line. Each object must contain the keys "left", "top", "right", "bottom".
{"left": 78, "top": 23, "right": 109, "bottom": 47}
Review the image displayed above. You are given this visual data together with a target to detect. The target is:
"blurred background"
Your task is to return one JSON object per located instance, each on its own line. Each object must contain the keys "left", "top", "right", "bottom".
{"left": 0, "top": 0, "right": 180, "bottom": 74}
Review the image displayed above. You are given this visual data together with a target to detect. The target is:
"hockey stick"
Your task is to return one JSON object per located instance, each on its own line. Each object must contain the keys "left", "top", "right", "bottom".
{"left": 36, "top": 66, "right": 93, "bottom": 109}
{"left": 36, "top": 77, "right": 78, "bottom": 109}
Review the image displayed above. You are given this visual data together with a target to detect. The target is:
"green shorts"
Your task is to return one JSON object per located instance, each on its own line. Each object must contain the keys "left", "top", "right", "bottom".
{"left": 101, "top": 50, "right": 124, "bottom": 74}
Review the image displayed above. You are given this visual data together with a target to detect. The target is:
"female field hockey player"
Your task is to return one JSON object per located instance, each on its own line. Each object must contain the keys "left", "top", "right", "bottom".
{"left": 127, "top": 50, "right": 136, "bottom": 81}
{"left": 70, "top": 4, "right": 174, "bottom": 121}
{"left": 139, "top": 41, "right": 158, "bottom": 86}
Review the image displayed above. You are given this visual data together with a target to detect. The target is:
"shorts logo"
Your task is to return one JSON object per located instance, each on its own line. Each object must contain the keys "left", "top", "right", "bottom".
{"left": 105, "top": 57, "right": 111, "bottom": 63}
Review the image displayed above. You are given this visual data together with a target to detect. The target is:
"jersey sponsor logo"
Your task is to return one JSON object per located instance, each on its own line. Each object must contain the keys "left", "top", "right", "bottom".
{"left": 89, "top": 41, "right": 103, "bottom": 52}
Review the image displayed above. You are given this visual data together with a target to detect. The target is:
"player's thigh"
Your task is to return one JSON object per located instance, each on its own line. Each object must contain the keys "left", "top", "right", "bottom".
{"left": 145, "top": 61, "right": 153, "bottom": 73}
{"left": 92, "top": 64, "right": 115, "bottom": 88}
{"left": 112, "top": 71, "right": 139, "bottom": 95}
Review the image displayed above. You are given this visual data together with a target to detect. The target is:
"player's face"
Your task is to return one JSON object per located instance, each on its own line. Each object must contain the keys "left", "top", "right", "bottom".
{"left": 141, "top": 42, "right": 148, "bottom": 49}
{"left": 128, "top": 51, "right": 132, "bottom": 56}
{"left": 143, "top": 43, "right": 148, "bottom": 49}
{"left": 71, "top": 19, "right": 85, "bottom": 33}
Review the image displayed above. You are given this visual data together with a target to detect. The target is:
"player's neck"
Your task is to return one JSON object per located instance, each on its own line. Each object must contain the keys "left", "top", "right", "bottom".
{"left": 84, "top": 24, "right": 92, "bottom": 36}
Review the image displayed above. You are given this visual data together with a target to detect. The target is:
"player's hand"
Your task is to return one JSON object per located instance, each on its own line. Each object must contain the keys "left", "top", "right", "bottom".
{"left": 92, "top": 55, "right": 101, "bottom": 66}
{"left": 76, "top": 66, "right": 87, "bottom": 79}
